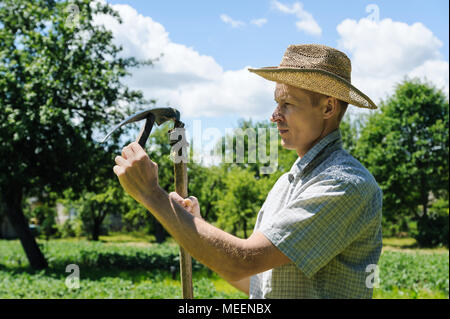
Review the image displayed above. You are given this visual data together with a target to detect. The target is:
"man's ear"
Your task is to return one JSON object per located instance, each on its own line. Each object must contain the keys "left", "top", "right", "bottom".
{"left": 323, "top": 97, "right": 338, "bottom": 119}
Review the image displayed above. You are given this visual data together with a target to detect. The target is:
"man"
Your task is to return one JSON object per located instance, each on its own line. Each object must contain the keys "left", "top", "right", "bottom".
{"left": 113, "top": 44, "right": 383, "bottom": 298}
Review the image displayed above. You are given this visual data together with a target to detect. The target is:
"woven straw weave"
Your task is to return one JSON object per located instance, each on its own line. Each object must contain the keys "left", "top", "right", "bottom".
{"left": 249, "top": 44, "right": 377, "bottom": 109}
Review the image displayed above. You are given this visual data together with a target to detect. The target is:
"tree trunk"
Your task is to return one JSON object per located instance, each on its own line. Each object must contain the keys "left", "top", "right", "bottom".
{"left": 421, "top": 192, "right": 428, "bottom": 218}
{"left": 92, "top": 220, "right": 100, "bottom": 241}
{"left": 92, "top": 211, "right": 108, "bottom": 241}
{"left": 243, "top": 219, "right": 248, "bottom": 239}
{"left": 420, "top": 171, "right": 429, "bottom": 217}
{"left": 204, "top": 201, "right": 212, "bottom": 220}
{"left": 153, "top": 219, "right": 167, "bottom": 243}
{"left": 3, "top": 186, "right": 48, "bottom": 269}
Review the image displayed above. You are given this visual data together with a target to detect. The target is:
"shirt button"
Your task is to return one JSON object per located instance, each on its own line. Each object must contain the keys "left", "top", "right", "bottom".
{"left": 288, "top": 174, "right": 294, "bottom": 183}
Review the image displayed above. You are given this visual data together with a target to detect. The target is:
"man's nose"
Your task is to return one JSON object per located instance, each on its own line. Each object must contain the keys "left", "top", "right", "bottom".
{"left": 270, "top": 106, "right": 284, "bottom": 123}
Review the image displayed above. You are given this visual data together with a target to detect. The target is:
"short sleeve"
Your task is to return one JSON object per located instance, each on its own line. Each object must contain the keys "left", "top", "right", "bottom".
{"left": 259, "top": 178, "right": 373, "bottom": 278}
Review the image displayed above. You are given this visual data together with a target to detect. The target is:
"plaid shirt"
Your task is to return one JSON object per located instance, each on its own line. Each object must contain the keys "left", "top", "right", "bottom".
{"left": 249, "top": 129, "right": 383, "bottom": 299}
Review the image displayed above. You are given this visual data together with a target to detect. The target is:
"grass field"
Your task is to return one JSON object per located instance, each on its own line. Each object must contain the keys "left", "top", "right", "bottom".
{"left": 0, "top": 235, "right": 448, "bottom": 299}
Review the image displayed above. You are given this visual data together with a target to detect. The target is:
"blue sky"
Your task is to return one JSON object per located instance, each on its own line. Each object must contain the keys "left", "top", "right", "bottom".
{"left": 98, "top": 0, "right": 449, "bottom": 150}
{"left": 108, "top": 0, "right": 448, "bottom": 70}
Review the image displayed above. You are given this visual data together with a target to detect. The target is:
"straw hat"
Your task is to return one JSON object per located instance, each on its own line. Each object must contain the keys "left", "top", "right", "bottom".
{"left": 248, "top": 44, "right": 377, "bottom": 109}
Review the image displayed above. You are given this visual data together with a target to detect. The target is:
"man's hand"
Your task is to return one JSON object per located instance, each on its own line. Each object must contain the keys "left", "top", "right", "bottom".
{"left": 113, "top": 142, "right": 159, "bottom": 205}
{"left": 169, "top": 191, "right": 250, "bottom": 295}
{"left": 169, "top": 192, "right": 201, "bottom": 219}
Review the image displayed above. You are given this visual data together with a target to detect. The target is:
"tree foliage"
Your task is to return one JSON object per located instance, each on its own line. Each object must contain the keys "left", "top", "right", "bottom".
{"left": 215, "top": 167, "right": 263, "bottom": 238}
{"left": 188, "top": 164, "right": 226, "bottom": 222}
{"left": 0, "top": 0, "right": 150, "bottom": 268}
{"left": 28, "top": 204, "right": 57, "bottom": 240}
{"left": 219, "top": 119, "right": 297, "bottom": 177}
{"left": 354, "top": 78, "right": 449, "bottom": 238}
{"left": 415, "top": 197, "right": 449, "bottom": 247}
{"left": 61, "top": 181, "right": 127, "bottom": 241}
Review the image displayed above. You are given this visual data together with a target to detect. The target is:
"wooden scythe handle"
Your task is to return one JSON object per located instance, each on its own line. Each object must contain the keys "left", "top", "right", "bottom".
{"left": 172, "top": 123, "right": 193, "bottom": 299}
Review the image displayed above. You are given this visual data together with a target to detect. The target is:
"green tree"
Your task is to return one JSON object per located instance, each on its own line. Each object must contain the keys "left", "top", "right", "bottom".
{"left": 219, "top": 119, "right": 295, "bottom": 177}
{"left": 354, "top": 78, "right": 449, "bottom": 239}
{"left": 29, "top": 204, "right": 57, "bottom": 240}
{"left": 340, "top": 114, "right": 358, "bottom": 155}
{"left": 0, "top": 0, "right": 149, "bottom": 268}
{"left": 64, "top": 182, "right": 126, "bottom": 241}
{"left": 215, "top": 167, "right": 264, "bottom": 238}
{"left": 415, "top": 196, "right": 449, "bottom": 247}
{"left": 121, "top": 193, "right": 149, "bottom": 232}
{"left": 187, "top": 164, "right": 226, "bottom": 222}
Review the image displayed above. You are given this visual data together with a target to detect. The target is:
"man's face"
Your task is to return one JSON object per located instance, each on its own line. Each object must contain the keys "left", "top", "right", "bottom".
{"left": 271, "top": 83, "right": 327, "bottom": 156}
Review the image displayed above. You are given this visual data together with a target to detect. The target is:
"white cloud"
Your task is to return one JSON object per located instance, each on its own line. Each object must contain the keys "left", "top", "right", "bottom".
{"left": 271, "top": 0, "right": 321, "bottom": 36}
{"left": 94, "top": 4, "right": 274, "bottom": 119}
{"left": 408, "top": 60, "right": 449, "bottom": 94}
{"left": 154, "top": 68, "right": 274, "bottom": 117}
{"left": 251, "top": 18, "right": 268, "bottom": 27}
{"left": 336, "top": 17, "right": 449, "bottom": 109}
{"left": 220, "top": 14, "right": 246, "bottom": 28}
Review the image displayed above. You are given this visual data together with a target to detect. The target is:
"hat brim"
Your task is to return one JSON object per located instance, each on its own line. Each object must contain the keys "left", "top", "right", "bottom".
{"left": 248, "top": 67, "right": 377, "bottom": 109}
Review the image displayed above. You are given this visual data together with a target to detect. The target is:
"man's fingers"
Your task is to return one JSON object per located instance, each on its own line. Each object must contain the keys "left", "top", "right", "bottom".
{"left": 184, "top": 199, "right": 192, "bottom": 207}
{"left": 187, "top": 196, "right": 198, "bottom": 203}
{"left": 130, "top": 141, "right": 145, "bottom": 154}
{"left": 113, "top": 165, "right": 124, "bottom": 176}
{"left": 169, "top": 192, "right": 185, "bottom": 206}
{"left": 121, "top": 142, "right": 154, "bottom": 169}
{"left": 188, "top": 196, "right": 198, "bottom": 205}
{"left": 113, "top": 142, "right": 160, "bottom": 204}
{"left": 121, "top": 144, "right": 134, "bottom": 159}
{"left": 169, "top": 191, "right": 183, "bottom": 201}
{"left": 114, "top": 156, "right": 128, "bottom": 167}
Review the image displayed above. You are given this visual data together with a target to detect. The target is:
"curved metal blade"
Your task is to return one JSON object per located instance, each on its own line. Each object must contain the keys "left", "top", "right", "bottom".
{"left": 101, "top": 107, "right": 180, "bottom": 143}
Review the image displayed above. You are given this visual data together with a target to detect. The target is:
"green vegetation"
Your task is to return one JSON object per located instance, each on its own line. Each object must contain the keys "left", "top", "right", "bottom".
{"left": 0, "top": 237, "right": 447, "bottom": 299}
{"left": 354, "top": 79, "right": 449, "bottom": 243}
{"left": 0, "top": 238, "right": 245, "bottom": 299}
{"left": 375, "top": 251, "right": 448, "bottom": 299}
{"left": 0, "top": 0, "right": 150, "bottom": 269}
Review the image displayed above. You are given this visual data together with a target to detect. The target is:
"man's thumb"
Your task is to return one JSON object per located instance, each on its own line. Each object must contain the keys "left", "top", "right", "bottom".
{"left": 169, "top": 192, "right": 183, "bottom": 204}
{"left": 184, "top": 199, "right": 192, "bottom": 207}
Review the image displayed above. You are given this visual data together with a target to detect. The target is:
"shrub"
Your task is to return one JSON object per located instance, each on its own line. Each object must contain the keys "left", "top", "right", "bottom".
{"left": 57, "top": 218, "right": 84, "bottom": 238}
{"left": 414, "top": 198, "right": 449, "bottom": 248}
{"left": 31, "top": 205, "right": 58, "bottom": 239}
{"left": 378, "top": 251, "right": 449, "bottom": 296}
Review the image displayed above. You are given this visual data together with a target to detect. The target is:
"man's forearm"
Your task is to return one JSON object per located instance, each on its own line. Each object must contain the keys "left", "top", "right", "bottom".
{"left": 141, "top": 186, "right": 253, "bottom": 282}
{"left": 228, "top": 277, "right": 250, "bottom": 295}
{"left": 113, "top": 142, "right": 289, "bottom": 280}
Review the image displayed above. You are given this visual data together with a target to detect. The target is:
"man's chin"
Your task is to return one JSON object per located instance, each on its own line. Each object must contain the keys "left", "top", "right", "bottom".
{"left": 280, "top": 139, "right": 295, "bottom": 150}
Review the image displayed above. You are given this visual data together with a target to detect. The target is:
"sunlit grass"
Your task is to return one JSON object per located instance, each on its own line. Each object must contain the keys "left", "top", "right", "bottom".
{"left": 373, "top": 287, "right": 448, "bottom": 299}
{"left": 382, "top": 237, "right": 448, "bottom": 254}
{"left": 1, "top": 237, "right": 447, "bottom": 299}
{"left": 383, "top": 237, "right": 417, "bottom": 248}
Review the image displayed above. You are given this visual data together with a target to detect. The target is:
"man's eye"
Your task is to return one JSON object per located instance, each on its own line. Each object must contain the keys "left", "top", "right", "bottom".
{"left": 277, "top": 103, "right": 292, "bottom": 110}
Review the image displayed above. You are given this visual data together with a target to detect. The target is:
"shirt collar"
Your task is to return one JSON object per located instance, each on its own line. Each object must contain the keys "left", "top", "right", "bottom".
{"left": 290, "top": 129, "right": 343, "bottom": 176}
